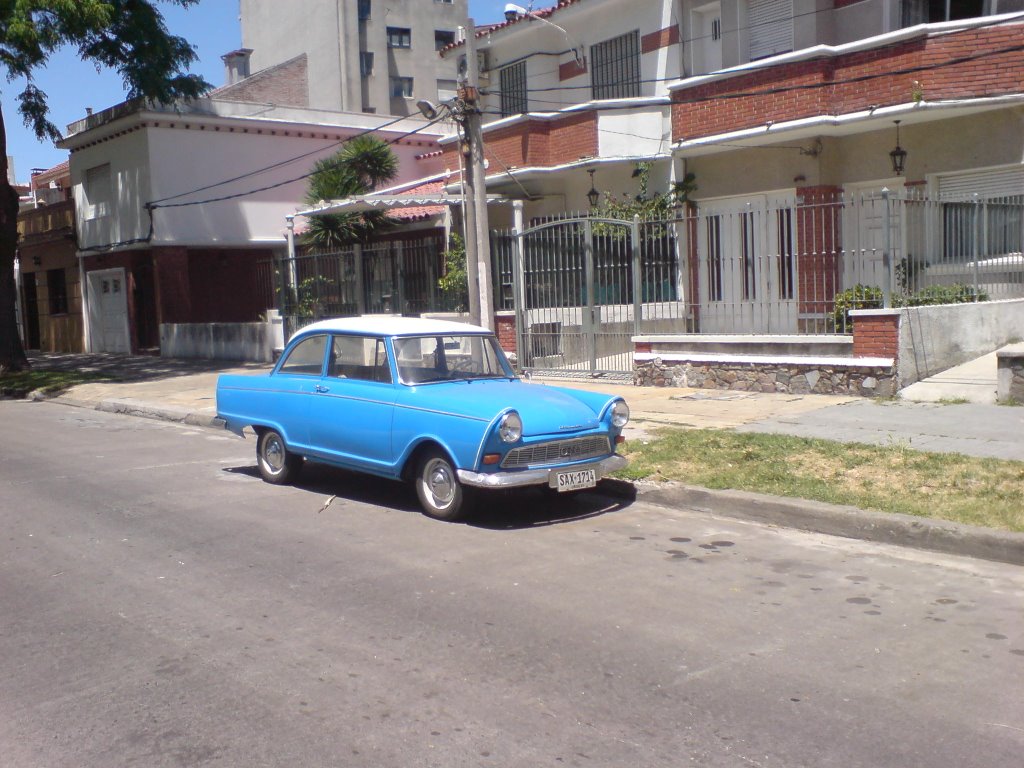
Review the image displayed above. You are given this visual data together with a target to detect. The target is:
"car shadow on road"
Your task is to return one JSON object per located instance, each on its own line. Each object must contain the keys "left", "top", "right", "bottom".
{"left": 466, "top": 481, "right": 636, "bottom": 530}
{"left": 223, "top": 463, "right": 636, "bottom": 528}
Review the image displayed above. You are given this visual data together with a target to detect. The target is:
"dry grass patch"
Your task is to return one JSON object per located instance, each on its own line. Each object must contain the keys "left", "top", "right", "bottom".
{"left": 617, "top": 428, "right": 1024, "bottom": 532}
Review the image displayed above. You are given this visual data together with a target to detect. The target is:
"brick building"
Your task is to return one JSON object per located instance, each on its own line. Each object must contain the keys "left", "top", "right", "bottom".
{"left": 435, "top": 1, "right": 1023, "bottom": 336}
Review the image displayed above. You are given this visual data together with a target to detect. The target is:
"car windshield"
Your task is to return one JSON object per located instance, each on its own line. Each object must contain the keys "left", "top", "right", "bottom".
{"left": 394, "top": 334, "right": 514, "bottom": 385}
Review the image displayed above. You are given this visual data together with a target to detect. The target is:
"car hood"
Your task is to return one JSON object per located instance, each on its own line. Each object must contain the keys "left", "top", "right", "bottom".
{"left": 408, "top": 380, "right": 608, "bottom": 437}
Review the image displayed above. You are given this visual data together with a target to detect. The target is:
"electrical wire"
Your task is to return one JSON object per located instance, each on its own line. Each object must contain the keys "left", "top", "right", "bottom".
{"left": 80, "top": 111, "right": 459, "bottom": 251}
{"left": 149, "top": 112, "right": 455, "bottom": 210}
{"left": 149, "top": 111, "right": 433, "bottom": 206}
{"left": 485, "top": 13, "right": 1024, "bottom": 99}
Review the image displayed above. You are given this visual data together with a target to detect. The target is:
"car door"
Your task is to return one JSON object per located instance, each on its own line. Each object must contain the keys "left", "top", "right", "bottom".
{"left": 306, "top": 334, "right": 398, "bottom": 472}
{"left": 270, "top": 332, "right": 330, "bottom": 452}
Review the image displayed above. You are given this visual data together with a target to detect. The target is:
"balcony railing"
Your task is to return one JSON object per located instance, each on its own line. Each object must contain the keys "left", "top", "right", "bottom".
{"left": 18, "top": 200, "right": 75, "bottom": 239}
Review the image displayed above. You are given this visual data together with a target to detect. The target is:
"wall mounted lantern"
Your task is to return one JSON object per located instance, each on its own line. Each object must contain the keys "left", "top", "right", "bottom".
{"left": 586, "top": 169, "right": 600, "bottom": 208}
{"left": 889, "top": 120, "right": 907, "bottom": 177}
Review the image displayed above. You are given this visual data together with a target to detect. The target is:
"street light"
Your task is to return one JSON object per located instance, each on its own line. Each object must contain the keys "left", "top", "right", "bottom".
{"left": 502, "top": 3, "right": 585, "bottom": 66}
{"left": 889, "top": 120, "right": 907, "bottom": 177}
{"left": 586, "top": 169, "right": 600, "bottom": 208}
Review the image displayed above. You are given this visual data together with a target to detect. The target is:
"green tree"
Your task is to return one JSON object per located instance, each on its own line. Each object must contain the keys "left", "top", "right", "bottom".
{"left": 592, "top": 163, "right": 696, "bottom": 232}
{"left": 0, "top": 1, "right": 208, "bottom": 373}
{"left": 437, "top": 233, "right": 468, "bottom": 312}
{"left": 302, "top": 135, "right": 399, "bottom": 249}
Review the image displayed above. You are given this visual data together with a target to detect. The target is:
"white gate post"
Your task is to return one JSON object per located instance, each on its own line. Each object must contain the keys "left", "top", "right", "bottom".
{"left": 512, "top": 200, "right": 526, "bottom": 368}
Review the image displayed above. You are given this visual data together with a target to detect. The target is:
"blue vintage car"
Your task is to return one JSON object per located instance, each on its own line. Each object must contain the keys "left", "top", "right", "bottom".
{"left": 216, "top": 317, "right": 629, "bottom": 521}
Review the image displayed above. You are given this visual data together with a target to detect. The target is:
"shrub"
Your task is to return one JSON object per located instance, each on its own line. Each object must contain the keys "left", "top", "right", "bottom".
{"left": 832, "top": 283, "right": 989, "bottom": 332}
{"left": 900, "top": 284, "right": 988, "bottom": 307}
{"left": 831, "top": 285, "right": 883, "bottom": 332}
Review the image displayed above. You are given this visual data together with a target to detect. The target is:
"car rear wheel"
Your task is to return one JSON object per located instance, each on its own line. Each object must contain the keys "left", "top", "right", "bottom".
{"left": 415, "top": 450, "right": 467, "bottom": 521}
{"left": 257, "top": 428, "right": 302, "bottom": 485}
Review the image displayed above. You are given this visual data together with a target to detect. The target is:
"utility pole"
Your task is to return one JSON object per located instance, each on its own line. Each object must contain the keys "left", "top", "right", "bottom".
{"left": 459, "top": 19, "right": 494, "bottom": 329}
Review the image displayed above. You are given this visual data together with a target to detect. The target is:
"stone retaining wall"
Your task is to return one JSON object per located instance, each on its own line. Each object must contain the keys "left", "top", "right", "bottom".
{"left": 634, "top": 358, "right": 897, "bottom": 397}
{"left": 997, "top": 344, "right": 1024, "bottom": 404}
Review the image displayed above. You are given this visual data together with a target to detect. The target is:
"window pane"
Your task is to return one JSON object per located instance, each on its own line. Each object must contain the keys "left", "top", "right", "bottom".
{"left": 330, "top": 336, "right": 392, "bottom": 383}
{"left": 434, "top": 29, "right": 455, "bottom": 50}
{"left": 591, "top": 30, "right": 640, "bottom": 100}
{"left": 47, "top": 268, "right": 69, "bottom": 315}
{"left": 394, "top": 335, "right": 510, "bottom": 384}
{"left": 499, "top": 61, "right": 528, "bottom": 117}
{"left": 280, "top": 335, "right": 327, "bottom": 375}
{"left": 387, "top": 26, "right": 411, "bottom": 48}
{"left": 391, "top": 76, "right": 413, "bottom": 98}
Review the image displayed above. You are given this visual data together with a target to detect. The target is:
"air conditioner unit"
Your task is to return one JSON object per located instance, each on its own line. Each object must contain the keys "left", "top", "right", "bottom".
{"left": 457, "top": 51, "right": 490, "bottom": 83}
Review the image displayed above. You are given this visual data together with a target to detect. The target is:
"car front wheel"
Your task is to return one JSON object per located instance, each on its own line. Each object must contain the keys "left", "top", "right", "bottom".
{"left": 415, "top": 450, "right": 468, "bottom": 521}
{"left": 256, "top": 428, "right": 302, "bottom": 484}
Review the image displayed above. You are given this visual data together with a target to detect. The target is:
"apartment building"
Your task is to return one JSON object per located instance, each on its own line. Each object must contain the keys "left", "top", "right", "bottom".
{"left": 240, "top": 0, "right": 468, "bottom": 116}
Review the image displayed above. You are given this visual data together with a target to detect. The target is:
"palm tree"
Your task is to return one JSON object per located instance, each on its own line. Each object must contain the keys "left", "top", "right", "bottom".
{"left": 303, "top": 135, "right": 399, "bottom": 248}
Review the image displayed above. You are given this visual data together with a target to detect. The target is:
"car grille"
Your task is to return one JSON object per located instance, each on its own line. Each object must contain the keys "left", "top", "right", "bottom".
{"left": 501, "top": 436, "right": 611, "bottom": 469}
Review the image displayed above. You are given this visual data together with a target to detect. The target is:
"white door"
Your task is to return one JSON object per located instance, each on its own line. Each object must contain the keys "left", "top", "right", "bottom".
{"left": 842, "top": 181, "right": 903, "bottom": 293}
{"left": 87, "top": 268, "right": 130, "bottom": 353}
{"left": 692, "top": 3, "right": 723, "bottom": 74}
{"left": 697, "top": 195, "right": 798, "bottom": 333}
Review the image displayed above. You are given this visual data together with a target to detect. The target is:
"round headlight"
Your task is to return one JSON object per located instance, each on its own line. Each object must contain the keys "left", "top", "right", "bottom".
{"left": 611, "top": 401, "right": 630, "bottom": 428}
{"left": 499, "top": 411, "right": 522, "bottom": 443}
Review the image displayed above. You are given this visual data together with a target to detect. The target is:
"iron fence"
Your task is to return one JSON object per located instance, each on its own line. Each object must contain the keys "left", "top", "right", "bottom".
{"left": 492, "top": 192, "right": 1024, "bottom": 375}
{"left": 255, "top": 234, "right": 452, "bottom": 338}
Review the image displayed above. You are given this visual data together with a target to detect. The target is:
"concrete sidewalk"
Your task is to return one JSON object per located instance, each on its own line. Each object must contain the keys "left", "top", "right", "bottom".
{"left": 25, "top": 350, "right": 1024, "bottom": 460}
{"left": 18, "top": 350, "right": 1024, "bottom": 566}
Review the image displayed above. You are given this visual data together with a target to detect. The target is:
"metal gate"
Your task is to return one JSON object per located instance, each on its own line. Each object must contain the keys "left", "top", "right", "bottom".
{"left": 256, "top": 235, "right": 451, "bottom": 339}
{"left": 492, "top": 213, "right": 688, "bottom": 378}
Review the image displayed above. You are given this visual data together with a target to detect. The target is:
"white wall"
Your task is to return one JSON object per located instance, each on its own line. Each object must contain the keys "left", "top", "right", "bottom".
{"left": 898, "top": 298, "right": 1024, "bottom": 385}
{"left": 71, "top": 111, "right": 443, "bottom": 251}
{"left": 474, "top": 0, "right": 682, "bottom": 117}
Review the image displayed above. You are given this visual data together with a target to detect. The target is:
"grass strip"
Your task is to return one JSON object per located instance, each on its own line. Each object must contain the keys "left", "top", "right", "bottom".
{"left": 617, "top": 428, "right": 1024, "bottom": 533}
{"left": 0, "top": 370, "right": 114, "bottom": 398}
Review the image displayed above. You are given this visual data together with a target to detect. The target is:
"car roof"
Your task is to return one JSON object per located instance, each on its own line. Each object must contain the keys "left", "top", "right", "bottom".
{"left": 292, "top": 316, "right": 491, "bottom": 341}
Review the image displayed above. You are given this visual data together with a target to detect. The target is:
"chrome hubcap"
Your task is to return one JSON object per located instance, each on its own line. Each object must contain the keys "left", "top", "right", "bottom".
{"left": 264, "top": 437, "right": 284, "bottom": 472}
{"left": 425, "top": 459, "right": 454, "bottom": 507}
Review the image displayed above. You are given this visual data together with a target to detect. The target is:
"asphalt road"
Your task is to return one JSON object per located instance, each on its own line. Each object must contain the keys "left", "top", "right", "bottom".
{"left": 2, "top": 400, "right": 1022, "bottom": 768}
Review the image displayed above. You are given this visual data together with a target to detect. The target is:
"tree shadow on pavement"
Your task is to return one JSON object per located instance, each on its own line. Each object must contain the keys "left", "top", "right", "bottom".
{"left": 27, "top": 352, "right": 267, "bottom": 383}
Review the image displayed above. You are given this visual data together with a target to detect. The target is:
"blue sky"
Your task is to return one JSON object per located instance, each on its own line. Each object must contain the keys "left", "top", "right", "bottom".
{"left": 2, "top": 0, "right": 515, "bottom": 181}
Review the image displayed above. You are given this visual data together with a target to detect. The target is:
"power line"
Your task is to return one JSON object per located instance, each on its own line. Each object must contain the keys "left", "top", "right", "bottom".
{"left": 149, "top": 113, "right": 454, "bottom": 210}
{"left": 149, "top": 111, "right": 434, "bottom": 206}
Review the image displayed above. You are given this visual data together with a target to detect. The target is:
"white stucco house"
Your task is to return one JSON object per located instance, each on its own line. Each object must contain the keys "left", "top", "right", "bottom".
{"left": 58, "top": 94, "right": 450, "bottom": 354}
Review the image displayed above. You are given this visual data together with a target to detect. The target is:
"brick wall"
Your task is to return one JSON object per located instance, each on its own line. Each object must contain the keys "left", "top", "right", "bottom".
{"left": 559, "top": 60, "right": 587, "bottom": 81}
{"left": 795, "top": 186, "right": 842, "bottom": 320}
{"left": 443, "top": 111, "right": 599, "bottom": 172}
{"left": 672, "top": 24, "right": 1024, "bottom": 140}
{"left": 82, "top": 250, "right": 155, "bottom": 352}
{"left": 495, "top": 313, "right": 517, "bottom": 354}
{"left": 852, "top": 310, "right": 900, "bottom": 359}
{"left": 642, "top": 25, "right": 680, "bottom": 54}
{"left": 212, "top": 54, "right": 309, "bottom": 107}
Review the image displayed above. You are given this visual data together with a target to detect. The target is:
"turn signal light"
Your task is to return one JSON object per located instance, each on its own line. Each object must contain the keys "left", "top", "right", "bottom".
{"left": 615, "top": 435, "right": 626, "bottom": 445}
{"left": 483, "top": 454, "right": 501, "bottom": 465}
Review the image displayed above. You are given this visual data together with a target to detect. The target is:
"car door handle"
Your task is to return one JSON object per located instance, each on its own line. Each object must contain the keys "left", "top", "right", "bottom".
{"left": 315, "top": 384, "right": 330, "bottom": 393}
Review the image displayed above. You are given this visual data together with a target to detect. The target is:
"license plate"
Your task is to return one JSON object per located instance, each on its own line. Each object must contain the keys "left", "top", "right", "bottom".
{"left": 552, "top": 468, "right": 597, "bottom": 492}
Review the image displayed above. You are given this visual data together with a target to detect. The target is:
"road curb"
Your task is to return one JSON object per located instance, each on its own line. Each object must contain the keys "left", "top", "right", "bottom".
{"left": 37, "top": 393, "right": 222, "bottom": 429}
{"left": 32, "top": 394, "right": 1024, "bottom": 565}
{"left": 628, "top": 482, "right": 1024, "bottom": 567}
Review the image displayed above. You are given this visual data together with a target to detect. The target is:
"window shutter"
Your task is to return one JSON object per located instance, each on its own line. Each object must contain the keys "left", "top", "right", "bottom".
{"left": 749, "top": 0, "right": 793, "bottom": 61}
{"left": 937, "top": 166, "right": 1024, "bottom": 200}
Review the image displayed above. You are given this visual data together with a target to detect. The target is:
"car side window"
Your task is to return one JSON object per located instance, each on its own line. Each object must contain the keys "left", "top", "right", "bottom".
{"left": 328, "top": 335, "right": 392, "bottom": 383}
{"left": 278, "top": 334, "right": 328, "bottom": 375}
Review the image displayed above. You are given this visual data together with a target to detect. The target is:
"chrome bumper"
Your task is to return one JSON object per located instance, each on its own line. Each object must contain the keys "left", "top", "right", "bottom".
{"left": 457, "top": 454, "right": 628, "bottom": 489}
